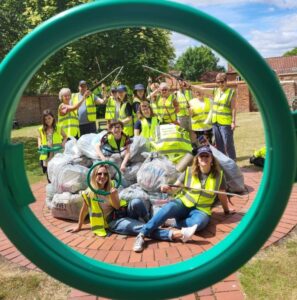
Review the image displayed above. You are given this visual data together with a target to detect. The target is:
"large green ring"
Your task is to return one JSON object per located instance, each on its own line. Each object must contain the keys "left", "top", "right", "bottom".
{"left": 0, "top": 1, "right": 296, "bottom": 299}
{"left": 87, "top": 161, "right": 122, "bottom": 196}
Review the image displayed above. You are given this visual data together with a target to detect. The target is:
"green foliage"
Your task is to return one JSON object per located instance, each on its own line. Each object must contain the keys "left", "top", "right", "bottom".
{"left": 175, "top": 46, "right": 224, "bottom": 81}
{"left": 283, "top": 47, "right": 297, "bottom": 57}
{"left": 1, "top": 0, "right": 175, "bottom": 94}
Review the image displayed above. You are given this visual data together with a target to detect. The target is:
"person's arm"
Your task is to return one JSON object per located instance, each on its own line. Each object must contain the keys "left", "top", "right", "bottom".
{"left": 120, "top": 144, "right": 130, "bottom": 172}
{"left": 94, "top": 94, "right": 107, "bottom": 105}
{"left": 68, "top": 201, "right": 88, "bottom": 232}
{"left": 173, "top": 97, "right": 179, "bottom": 114}
{"left": 134, "top": 120, "right": 142, "bottom": 136}
{"left": 230, "top": 92, "right": 237, "bottom": 130}
{"left": 132, "top": 102, "right": 140, "bottom": 115}
{"left": 37, "top": 130, "right": 42, "bottom": 148}
{"left": 218, "top": 192, "right": 235, "bottom": 214}
{"left": 191, "top": 85, "right": 214, "bottom": 97}
{"left": 95, "top": 143, "right": 106, "bottom": 161}
{"left": 109, "top": 188, "right": 121, "bottom": 210}
{"left": 161, "top": 172, "right": 185, "bottom": 194}
{"left": 61, "top": 128, "right": 67, "bottom": 148}
{"left": 61, "top": 96, "right": 87, "bottom": 114}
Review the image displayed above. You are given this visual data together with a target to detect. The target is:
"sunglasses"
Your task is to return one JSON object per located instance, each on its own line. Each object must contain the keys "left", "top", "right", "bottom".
{"left": 161, "top": 89, "right": 168, "bottom": 91}
{"left": 199, "top": 154, "right": 210, "bottom": 158}
{"left": 96, "top": 172, "right": 108, "bottom": 177}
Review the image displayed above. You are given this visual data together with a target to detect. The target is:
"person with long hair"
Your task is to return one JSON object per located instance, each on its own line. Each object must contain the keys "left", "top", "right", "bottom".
{"left": 37, "top": 109, "right": 67, "bottom": 182}
{"left": 133, "top": 145, "right": 234, "bottom": 252}
{"left": 132, "top": 84, "right": 146, "bottom": 122}
{"left": 68, "top": 164, "right": 150, "bottom": 237}
{"left": 134, "top": 100, "right": 159, "bottom": 140}
{"left": 58, "top": 87, "right": 86, "bottom": 139}
{"left": 95, "top": 120, "right": 132, "bottom": 173}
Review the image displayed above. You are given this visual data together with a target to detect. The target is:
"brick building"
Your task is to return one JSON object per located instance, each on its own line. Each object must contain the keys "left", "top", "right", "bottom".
{"left": 226, "top": 55, "right": 297, "bottom": 112}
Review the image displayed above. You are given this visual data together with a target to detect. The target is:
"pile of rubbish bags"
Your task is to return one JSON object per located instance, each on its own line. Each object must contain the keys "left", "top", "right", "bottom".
{"left": 46, "top": 132, "right": 180, "bottom": 221}
{"left": 46, "top": 130, "right": 245, "bottom": 222}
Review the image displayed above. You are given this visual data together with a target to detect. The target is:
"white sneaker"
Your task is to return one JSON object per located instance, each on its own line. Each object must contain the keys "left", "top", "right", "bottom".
{"left": 180, "top": 224, "right": 198, "bottom": 243}
{"left": 133, "top": 233, "right": 145, "bottom": 252}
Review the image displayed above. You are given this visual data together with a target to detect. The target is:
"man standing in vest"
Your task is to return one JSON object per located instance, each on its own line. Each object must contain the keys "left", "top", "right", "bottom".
{"left": 176, "top": 80, "right": 192, "bottom": 131}
{"left": 192, "top": 73, "right": 237, "bottom": 160}
{"left": 71, "top": 80, "right": 106, "bottom": 136}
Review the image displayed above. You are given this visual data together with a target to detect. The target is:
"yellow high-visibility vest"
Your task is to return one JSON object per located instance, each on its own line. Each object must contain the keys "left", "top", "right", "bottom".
{"left": 72, "top": 93, "right": 97, "bottom": 122}
{"left": 191, "top": 98, "right": 212, "bottom": 131}
{"left": 176, "top": 90, "right": 191, "bottom": 117}
{"left": 105, "top": 96, "right": 116, "bottom": 120}
{"left": 178, "top": 167, "right": 223, "bottom": 216}
{"left": 155, "top": 94, "right": 177, "bottom": 124}
{"left": 140, "top": 117, "right": 159, "bottom": 140}
{"left": 58, "top": 103, "right": 80, "bottom": 138}
{"left": 107, "top": 133, "right": 128, "bottom": 152}
{"left": 132, "top": 97, "right": 141, "bottom": 123}
{"left": 212, "top": 88, "right": 234, "bottom": 125}
{"left": 38, "top": 125, "right": 63, "bottom": 161}
{"left": 254, "top": 146, "right": 266, "bottom": 158}
{"left": 119, "top": 102, "right": 133, "bottom": 137}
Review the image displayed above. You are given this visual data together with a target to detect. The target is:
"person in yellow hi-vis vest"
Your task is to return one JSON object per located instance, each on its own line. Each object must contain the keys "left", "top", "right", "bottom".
{"left": 134, "top": 100, "right": 159, "bottom": 140}
{"left": 192, "top": 73, "right": 237, "bottom": 160}
{"left": 117, "top": 85, "right": 134, "bottom": 137}
{"left": 176, "top": 80, "right": 192, "bottom": 131}
{"left": 104, "top": 86, "right": 118, "bottom": 130}
{"left": 37, "top": 109, "right": 67, "bottom": 182}
{"left": 133, "top": 145, "right": 234, "bottom": 252}
{"left": 189, "top": 88, "right": 213, "bottom": 143}
{"left": 67, "top": 164, "right": 150, "bottom": 237}
{"left": 58, "top": 88, "right": 86, "bottom": 139}
{"left": 132, "top": 84, "right": 146, "bottom": 123}
{"left": 150, "top": 82, "right": 179, "bottom": 124}
{"left": 71, "top": 80, "right": 107, "bottom": 136}
{"left": 95, "top": 120, "right": 132, "bottom": 173}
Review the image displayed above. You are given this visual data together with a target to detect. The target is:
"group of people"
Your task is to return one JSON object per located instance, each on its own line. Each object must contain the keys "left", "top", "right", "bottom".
{"left": 37, "top": 72, "right": 237, "bottom": 252}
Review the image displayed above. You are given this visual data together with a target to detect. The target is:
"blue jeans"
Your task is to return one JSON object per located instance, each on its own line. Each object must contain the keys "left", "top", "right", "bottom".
{"left": 213, "top": 124, "right": 236, "bottom": 160}
{"left": 140, "top": 199, "right": 210, "bottom": 241}
{"left": 108, "top": 199, "right": 149, "bottom": 236}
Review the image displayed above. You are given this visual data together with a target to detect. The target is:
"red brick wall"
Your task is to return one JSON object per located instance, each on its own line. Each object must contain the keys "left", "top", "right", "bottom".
{"left": 281, "top": 81, "right": 296, "bottom": 104}
{"left": 14, "top": 95, "right": 59, "bottom": 126}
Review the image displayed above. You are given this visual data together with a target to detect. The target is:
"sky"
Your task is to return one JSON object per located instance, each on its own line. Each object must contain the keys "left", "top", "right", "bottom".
{"left": 170, "top": 0, "right": 297, "bottom": 67}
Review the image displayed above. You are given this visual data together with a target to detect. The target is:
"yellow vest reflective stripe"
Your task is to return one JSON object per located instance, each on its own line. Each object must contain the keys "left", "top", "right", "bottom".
{"left": 132, "top": 97, "right": 141, "bottom": 123}
{"left": 38, "top": 125, "right": 63, "bottom": 161}
{"left": 82, "top": 191, "right": 107, "bottom": 237}
{"left": 140, "top": 117, "right": 158, "bottom": 140}
{"left": 254, "top": 146, "right": 266, "bottom": 158}
{"left": 105, "top": 96, "right": 116, "bottom": 120}
{"left": 119, "top": 102, "right": 133, "bottom": 137}
{"left": 156, "top": 94, "right": 177, "bottom": 124}
{"left": 107, "top": 133, "right": 127, "bottom": 152}
{"left": 58, "top": 104, "right": 80, "bottom": 138}
{"left": 212, "top": 88, "right": 234, "bottom": 125}
{"left": 176, "top": 91, "right": 191, "bottom": 117}
{"left": 191, "top": 98, "right": 212, "bottom": 131}
{"left": 150, "top": 125, "right": 192, "bottom": 163}
{"left": 72, "top": 93, "right": 97, "bottom": 122}
{"left": 178, "top": 167, "right": 223, "bottom": 215}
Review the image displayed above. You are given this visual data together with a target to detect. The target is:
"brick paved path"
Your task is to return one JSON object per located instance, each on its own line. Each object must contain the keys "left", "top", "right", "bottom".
{"left": 1, "top": 168, "right": 296, "bottom": 300}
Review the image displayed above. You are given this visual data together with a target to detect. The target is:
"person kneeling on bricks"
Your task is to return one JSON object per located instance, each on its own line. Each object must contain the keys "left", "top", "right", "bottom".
{"left": 133, "top": 145, "right": 235, "bottom": 252}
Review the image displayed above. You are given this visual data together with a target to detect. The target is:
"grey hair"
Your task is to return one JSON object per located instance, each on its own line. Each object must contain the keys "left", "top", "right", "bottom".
{"left": 59, "top": 88, "right": 71, "bottom": 101}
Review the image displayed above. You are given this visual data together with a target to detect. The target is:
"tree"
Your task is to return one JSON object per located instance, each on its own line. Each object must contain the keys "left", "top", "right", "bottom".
{"left": 175, "top": 46, "right": 224, "bottom": 81}
{"left": 283, "top": 48, "right": 297, "bottom": 57}
{"left": 2, "top": 0, "right": 175, "bottom": 94}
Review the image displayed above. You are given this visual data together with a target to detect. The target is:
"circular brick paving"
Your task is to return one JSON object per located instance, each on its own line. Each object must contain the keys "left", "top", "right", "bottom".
{"left": 1, "top": 168, "right": 297, "bottom": 299}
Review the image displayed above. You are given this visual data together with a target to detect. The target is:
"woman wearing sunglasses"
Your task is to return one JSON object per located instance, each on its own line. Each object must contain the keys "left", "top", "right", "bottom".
{"left": 68, "top": 164, "right": 150, "bottom": 237}
{"left": 133, "top": 145, "right": 234, "bottom": 252}
{"left": 134, "top": 100, "right": 159, "bottom": 140}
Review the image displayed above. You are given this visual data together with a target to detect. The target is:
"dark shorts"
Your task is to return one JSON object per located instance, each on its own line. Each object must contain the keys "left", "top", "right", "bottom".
{"left": 79, "top": 122, "right": 97, "bottom": 135}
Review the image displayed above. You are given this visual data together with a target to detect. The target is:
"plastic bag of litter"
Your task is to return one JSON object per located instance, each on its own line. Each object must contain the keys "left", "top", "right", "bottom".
{"left": 77, "top": 131, "right": 107, "bottom": 160}
{"left": 47, "top": 153, "right": 73, "bottom": 182}
{"left": 123, "top": 162, "right": 143, "bottom": 183}
{"left": 64, "top": 137, "right": 81, "bottom": 158}
{"left": 72, "top": 156, "right": 93, "bottom": 168}
{"left": 137, "top": 153, "right": 179, "bottom": 192}
{"left": 45, "top": 184, "right": 56, "bottom": 209}
{"left": 52, "top": 164, "right": 89, "bottom": 194}
{"left": 119, "top": 183, "right": 150, "bottom": 201}
{"left": 51, "top": 192, "right": 83, "bottom": 221}
{"left": 209, "top": 145, "right": 245, "bottom": 193}
{"left": 129, "top": 136, "right": 150, "bottom": 163}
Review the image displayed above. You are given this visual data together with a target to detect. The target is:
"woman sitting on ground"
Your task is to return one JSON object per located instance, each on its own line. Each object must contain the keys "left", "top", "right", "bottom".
{"left": 133, "top": 145, "right": 235, "bottom": 252}
{"left": 95, "top": 120, "right": 132, "bottom": 173}
{"left": 134, "top": 100, "right": 159, "bottom": 140}
{"left": 68, "top": 164, "right": 150, "bottom": 237}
